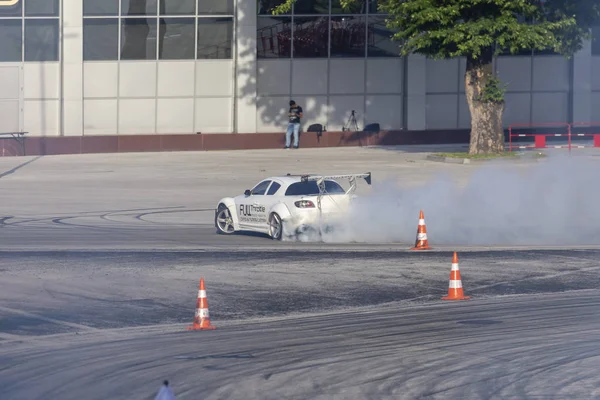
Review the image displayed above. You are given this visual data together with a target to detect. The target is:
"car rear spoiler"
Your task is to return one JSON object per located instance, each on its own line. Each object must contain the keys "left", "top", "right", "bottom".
{"left": 300, "top": 172, "right": 372, "bottom": 185}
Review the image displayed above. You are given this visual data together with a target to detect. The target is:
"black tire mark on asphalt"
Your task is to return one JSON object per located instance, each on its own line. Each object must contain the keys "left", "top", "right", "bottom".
{"left": 99, "top": 206, "right": 187, "bottom": 223}
{"left": 1, "top": 206, "right": 187, "bottom": 227}
{"left": 21, "top": 207, "right": 212, "bottom": 229}
{"left": 134, "top": 208, "right": 214, "bottom": 223}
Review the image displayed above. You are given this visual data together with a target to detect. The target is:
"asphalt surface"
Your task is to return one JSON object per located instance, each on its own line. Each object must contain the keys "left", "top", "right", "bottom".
{"left": 2, "top": 147, "right": 600, "bottom": 399}
{"left": 1, "top": 292, "right": 600, "bottom": 399}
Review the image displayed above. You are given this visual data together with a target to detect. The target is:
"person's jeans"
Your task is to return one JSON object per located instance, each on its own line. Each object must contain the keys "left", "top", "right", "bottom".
{"left": 286, "top": 122, "right": 300, "bottom": 147}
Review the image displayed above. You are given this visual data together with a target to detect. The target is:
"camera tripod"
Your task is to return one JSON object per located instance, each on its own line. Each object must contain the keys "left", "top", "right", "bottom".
{"left": 342, "top": 110, "right": 360, "bottom": 132}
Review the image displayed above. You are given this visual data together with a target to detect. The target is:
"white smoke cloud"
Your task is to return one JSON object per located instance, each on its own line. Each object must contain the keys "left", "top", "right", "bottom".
{"left": 294, "top": 152, "right": 600, "bottom": 245}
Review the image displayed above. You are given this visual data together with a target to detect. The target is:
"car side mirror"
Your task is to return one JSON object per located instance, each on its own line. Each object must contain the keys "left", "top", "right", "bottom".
{"left": 244, "top": 189, "right": 251, "bottom": 196}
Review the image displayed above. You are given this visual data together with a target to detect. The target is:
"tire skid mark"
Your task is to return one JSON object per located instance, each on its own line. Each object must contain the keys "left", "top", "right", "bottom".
{"left": 100, "top": 205, "right": 188, "bottom": 223}
{"left": 469, "top": 250, "right": 600, "bottom": 294}
{"left": 1, "top": 206, "right": 187, "bottom": 227}
{"left": 0, "top": 305, "right": 99, "bottom": 333}
{"left": 484, "top": 349, "right": 600, "bottom": 399}
{"left": 2, "top": 293, "right": 600, "bottom": 400}
{"left": 134, "top": 208, "right": 213, "bottom": 223}
{"left": 27, "top": 207, "right": 212, "bottom": 228}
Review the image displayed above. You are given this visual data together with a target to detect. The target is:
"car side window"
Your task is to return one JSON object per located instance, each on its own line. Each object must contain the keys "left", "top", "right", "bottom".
{"left": 324, "top": 180, "right": 345, "bottom": 194}
{"left": 251, "top": 180, "right": 271, "bottom": 195}
{"left": 266, "top": 182, "right": 281, "bottom": 195}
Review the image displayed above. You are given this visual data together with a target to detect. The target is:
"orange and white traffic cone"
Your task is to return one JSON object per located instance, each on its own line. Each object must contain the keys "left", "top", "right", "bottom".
{"left": 441, "top": 252, "right": 470, "bottom": 301}
{"left": 410, "top": 210, "right": 431, "bottom": 250}
{"left": 187, "top": 278, "right": 216, "bottom": 330}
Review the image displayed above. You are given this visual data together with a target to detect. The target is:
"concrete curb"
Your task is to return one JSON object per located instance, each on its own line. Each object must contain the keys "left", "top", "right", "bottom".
{"left": 426, "top": 155, "right": 488, "bottom": 164}
{"left": 426, "top": 153, "right": 544, "bottom": 164}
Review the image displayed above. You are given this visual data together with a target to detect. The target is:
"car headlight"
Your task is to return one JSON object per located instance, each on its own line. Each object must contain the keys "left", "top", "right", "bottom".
{"left": 294, "top": 200, "right": 315, "bottom": 208}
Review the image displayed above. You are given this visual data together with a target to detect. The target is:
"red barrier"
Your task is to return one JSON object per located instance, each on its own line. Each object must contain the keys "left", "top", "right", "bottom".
{"left": 508, "top": 122, "right": 571, "bottom": 152}
{"left": 570, "top": 122, "right": 600, "bottom": 149}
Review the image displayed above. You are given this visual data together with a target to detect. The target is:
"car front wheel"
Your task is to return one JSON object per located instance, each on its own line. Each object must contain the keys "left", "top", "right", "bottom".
{"left": 269, "top": 212, "right": 283, "bottom": 240}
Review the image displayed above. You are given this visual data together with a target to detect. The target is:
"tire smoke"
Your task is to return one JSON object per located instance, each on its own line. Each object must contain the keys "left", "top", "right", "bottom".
{"left": 302, "top": 153, "right": 600, "bottom": 245}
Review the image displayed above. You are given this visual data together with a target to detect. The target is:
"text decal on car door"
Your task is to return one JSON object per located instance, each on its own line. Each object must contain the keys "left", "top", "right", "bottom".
{"left": 240, "top": 205, "right": 265, "bottom": 216}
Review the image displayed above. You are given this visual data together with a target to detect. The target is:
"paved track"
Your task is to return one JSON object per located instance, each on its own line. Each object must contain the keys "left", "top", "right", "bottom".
{"left": 1, "top": 291, "right": 600, "bottom": 399}
{"left": 2, "top": 148, "right": 600, "bottom": 398}
{"left": 2, "top": 245, "right": 600, "bottom": 331}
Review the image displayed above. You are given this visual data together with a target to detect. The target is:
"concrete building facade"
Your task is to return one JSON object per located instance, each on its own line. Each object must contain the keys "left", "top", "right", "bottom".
{"left": 0, "top": 0, "right": 598, "bottom": 155}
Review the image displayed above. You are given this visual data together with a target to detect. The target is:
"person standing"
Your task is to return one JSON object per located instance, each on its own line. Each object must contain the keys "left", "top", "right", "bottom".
{"left": 285, "top": 100, "right": 303, "bottom": 149}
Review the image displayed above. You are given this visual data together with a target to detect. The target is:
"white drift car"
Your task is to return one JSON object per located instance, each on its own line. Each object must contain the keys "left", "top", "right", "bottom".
{"left": 214, "top": 173, "right": 371, "bottom": 240}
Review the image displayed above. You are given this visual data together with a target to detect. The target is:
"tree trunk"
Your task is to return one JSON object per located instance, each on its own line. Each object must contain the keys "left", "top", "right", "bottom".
{"left": 465, "top": 52, "right": 505, "bottom": 155}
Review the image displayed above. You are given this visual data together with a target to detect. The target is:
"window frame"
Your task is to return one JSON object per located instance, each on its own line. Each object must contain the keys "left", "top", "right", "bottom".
{"left": 0, "top": 0, "right": 62, "bottom": 62}
{"left": 196, "top": 16, "right": 234, "bottom": 60}
{"left": 0, "top": 19, "right": 23, "bottom": 62}
{"left": 257, "top": 0, "right": 398, "bottom": 59}
{"left": 266, "top": 181, "right": 282, "bottom": 195}
{"left": 158, "top": 17, "right": 196, "bottom": 60}
{"left": 82, "top": 3, "right": 235, "bottom": 61}
{"left": 25, "top": 0, "right": 60, "bottom": 17}
{"left": 251, "top": 180, "right": 273, "bottom": 195}
{"left": 83, "top": 18, "right": 119, "bottom": 61}
{"left": 24, "top": 18, "right": 60, "bottom": 62}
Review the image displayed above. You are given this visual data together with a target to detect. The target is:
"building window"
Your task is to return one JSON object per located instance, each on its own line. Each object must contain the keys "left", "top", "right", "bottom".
{"left": 367, "top": 15, "right": 399, "bottom": 57}
{"left": 0, "top": 0, "right": 61, "bottom": 62}
{"left": 332, "top": 0, "right": 366, "bottom": 14}
{"left": 293, "top": 16, "right": 328, "bottom": 58}
{"left": 121, "top": 0, "right": 157, "bottom": 16}
{"left": 294, "top": 0, "right": 329, "bottom": 15}
{"left": 159, "top": 17, "right": 195, "bottom": 59}
{"left": 83, "top": 0, "right": 235, "bottom": 61}
{"left": 258, "top": 0, "right": 289, "bottom": 16}
{"left": 159, "top": 0, "right": 195, "bottom": 15}
{"left": 0, "top": 2, "right": 21, "bottom": 17}
{"left": 25, "top": 19, "right": 59, "bottom": 61}
{"left": 593, "top": 27, "right": 600, "bottom": 56}
{"left": 197, "top": 0, "right": 234, "bottom": 15}
{"left": 257, "top": 0, "right": 398, "bottom": 59}
{"left": 83, "top": 0, "right": 119, "bottom": 16}
{"left": 0, "top": 19, "right": 22, "bottom": 62}
{"left": 25, "top": 0, "right": 59, "bottom": 17}
{"left": 330, "top": 16, "right": 366, "bottom": 57}
{"left": 120, "top": 18, "right": 158, "bottom": 60}
{"left": 257, "top": 16, "right": 291, "bottom": 58}
{"left": 83, "top": 19, "right": 119, "bottom": 60}
{"left": 197, "top": 17, "right": 233, "bottom": 59}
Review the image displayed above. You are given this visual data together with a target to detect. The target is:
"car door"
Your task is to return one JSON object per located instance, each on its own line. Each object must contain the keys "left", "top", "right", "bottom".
{"left": 237, "top": 180, "right": 271, "bottom": 230}
{"left": 259, "top": 180, "right": 283, "bottom": 228}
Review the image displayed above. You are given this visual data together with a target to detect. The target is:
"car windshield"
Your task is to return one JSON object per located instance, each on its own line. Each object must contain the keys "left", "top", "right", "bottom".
{"left": 285, "top": 180, "right": 345, "bottom": 196}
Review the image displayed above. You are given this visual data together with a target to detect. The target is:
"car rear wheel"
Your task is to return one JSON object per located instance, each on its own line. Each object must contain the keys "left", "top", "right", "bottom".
{"left": 269, "top": 212, "right": 283, "bottom": 240}
{"left": 215, "top": 204, "right": 235, "bottom": 235}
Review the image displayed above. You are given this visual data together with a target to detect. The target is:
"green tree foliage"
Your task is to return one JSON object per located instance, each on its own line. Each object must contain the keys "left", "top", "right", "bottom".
{"left": 271, "top": 0, "right": 600, "bottom": 153}
{"left": 269, "top": 0, "right": 357, "bottom": 14}
{"left": 273, "top": 0, "right": 599, "bottom": 60}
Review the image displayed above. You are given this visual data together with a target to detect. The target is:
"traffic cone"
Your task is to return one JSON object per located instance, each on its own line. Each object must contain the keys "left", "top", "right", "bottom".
{"left": 441, "top": 252, "right": 470, "bottom": 301}
{"left": 187, "top": 278, "right": 216, "bottom": 330}
{"left": 410, "top": 210, "right": 431, "bottom": 250}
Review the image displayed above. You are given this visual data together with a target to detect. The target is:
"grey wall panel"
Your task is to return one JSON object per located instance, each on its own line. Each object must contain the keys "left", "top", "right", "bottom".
{"left": 426, "top": 94, "right": 458, "bottom": 129}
